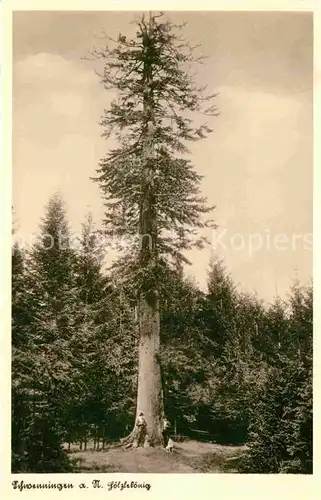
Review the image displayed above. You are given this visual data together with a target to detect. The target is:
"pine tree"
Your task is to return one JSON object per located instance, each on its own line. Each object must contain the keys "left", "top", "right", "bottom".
{"left": 91, "top": 12, "right": 217, "bottom": 446}
{"left": 74, "top": 214, "right": 108, "bottom": 306}
{"left": 12, "top": 242, "right": 32, "bottom": 469}
{"left": 160, "top": 274, "right": 213, "bottom": 435}
{"left": 70, "top": 214, "right": 137, "bottom": 447}
{"left": 12, "top": 243, "right": 28, "bottom": 347}
{"left": 241, "top": 283, "right": 313, "bottom": 473}
{"left": 287, "top": 280, "right": 313, "bottom": 360}
{"left": 203, "top": 257, "right": 238, "bottom": 357}
{"left": 19, "top": 194, "right": 75, "bottom": 471}
{"left": 262, "top": 297, "right": 289, "bottom": 363}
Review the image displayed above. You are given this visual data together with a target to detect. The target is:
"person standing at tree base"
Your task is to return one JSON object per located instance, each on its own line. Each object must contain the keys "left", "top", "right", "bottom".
{"left": 133, "top": 412, "right": 147, "bottom": 448}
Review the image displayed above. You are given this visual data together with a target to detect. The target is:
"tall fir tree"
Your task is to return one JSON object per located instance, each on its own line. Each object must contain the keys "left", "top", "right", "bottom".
{"left": 91, "top": 12, "right": 217, "bottom": 445}
{"left": 19, "top": 194, "right": 76, "bottom": 471}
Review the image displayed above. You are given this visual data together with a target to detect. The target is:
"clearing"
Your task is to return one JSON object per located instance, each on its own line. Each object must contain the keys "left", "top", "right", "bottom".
{"left": 68, "top": 440, "right": 247, "bottom": 473}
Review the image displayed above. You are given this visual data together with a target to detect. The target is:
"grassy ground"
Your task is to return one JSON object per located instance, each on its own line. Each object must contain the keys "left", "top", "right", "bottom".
{"left": 68, "top": 440, "right": 247, "bottom": 473}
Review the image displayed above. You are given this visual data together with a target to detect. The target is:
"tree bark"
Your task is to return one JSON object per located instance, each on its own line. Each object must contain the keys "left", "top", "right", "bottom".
{"left": 127, "top": 13, "right": 164, "bottom": 448}
{"left": 134, "top": 294, "right": 164, "bottom": 445}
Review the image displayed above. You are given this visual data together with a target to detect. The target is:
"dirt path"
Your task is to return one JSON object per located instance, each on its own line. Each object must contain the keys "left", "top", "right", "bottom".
{"left": 71, "top": 440, "right": 247, "bottom": 473}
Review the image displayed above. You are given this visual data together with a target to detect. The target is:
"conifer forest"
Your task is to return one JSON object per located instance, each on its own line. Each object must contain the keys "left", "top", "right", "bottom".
{"left": 12, "top": 12, "right": 313, "bottom": 473}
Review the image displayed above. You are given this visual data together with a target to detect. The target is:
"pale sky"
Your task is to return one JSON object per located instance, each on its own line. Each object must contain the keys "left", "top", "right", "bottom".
{"left": 13, "top": 11, "right": 313, "bottom": 303}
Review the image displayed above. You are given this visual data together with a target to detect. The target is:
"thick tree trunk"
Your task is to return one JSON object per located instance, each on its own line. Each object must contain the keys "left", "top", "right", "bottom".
{"left": 134, "top": 295, "right": 164, "bottom": 446}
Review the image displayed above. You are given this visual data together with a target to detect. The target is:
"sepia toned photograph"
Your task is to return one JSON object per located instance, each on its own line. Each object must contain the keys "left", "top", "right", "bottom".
{"left": 11, "top": 10, "right": 313, "bottom": 475}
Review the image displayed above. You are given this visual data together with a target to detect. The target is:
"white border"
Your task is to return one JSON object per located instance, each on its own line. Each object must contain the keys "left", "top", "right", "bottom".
{"left": 1, "top": 1, "right": 320, "bottom": 498}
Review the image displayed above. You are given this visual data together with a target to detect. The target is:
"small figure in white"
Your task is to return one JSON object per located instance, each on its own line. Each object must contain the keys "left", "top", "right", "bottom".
{"left": 165, "top": 437, "right": 174, "bottom": 453}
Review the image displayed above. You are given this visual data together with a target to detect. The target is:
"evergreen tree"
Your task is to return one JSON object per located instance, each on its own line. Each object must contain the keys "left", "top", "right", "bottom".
{"left": 12, "top": 243, "right": 28, "bottom": 347}
{"left": 74, "top": 213, "right": 108, "bottom": 306}
{"left": 62, "top": 213, "right": 138, "bottom": 447}
{"left": 262, "top": 297, "right": 289, "bottom": 364}
{"left": 161, "top": 274, "right": 215, "bottom": 435}
{"left": 242, "top": 283, "right": 313, "bottom": 473}
{"left": 91, "top": 12, "right": 217, "bottom": 445}
{"left": 287, "top": 280, "right": 313, "bottom": 360}
{"left": 15, "top": 194, "right": 76, "bottom": 471}
{"left": 202, "top": 257, "right": 238, "bottom": 357}
{"left": 12, "top": 242, "right": 32, "bottom": 470}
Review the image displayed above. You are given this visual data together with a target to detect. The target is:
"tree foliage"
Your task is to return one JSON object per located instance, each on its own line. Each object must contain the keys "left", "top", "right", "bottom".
{"left": 91, "top": 12, "right": 217, "bottom": 296}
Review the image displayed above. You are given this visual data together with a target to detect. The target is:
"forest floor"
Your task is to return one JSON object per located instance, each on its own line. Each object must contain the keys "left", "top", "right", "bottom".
{"left": 68, "top": 440, "right": 247, "bottom": 473}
